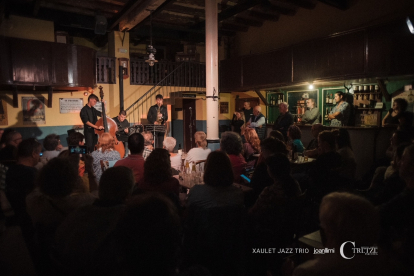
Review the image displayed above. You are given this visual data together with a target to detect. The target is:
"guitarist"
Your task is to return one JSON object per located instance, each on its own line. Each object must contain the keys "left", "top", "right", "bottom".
{"left": 113, "top": 110, "right": 129, "bottom": 154}
{"left": 80, "top": 94, "right": 104, "bottom": 153}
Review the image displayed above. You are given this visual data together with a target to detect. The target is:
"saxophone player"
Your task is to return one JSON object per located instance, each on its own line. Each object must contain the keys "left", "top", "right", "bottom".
{"left": 147, "top": 94, "right": 168, "bottom": 148}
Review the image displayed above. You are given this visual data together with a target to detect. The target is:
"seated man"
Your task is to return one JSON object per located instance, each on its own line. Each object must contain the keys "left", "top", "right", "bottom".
{"left": 142, "top": 131, "right": 154, "bottom": 160}
{"left": 309, "top": 131, "right": 345, "bottom": 202}
{"left": 380, "top": 144, "right": 414, "bottom": 271}
{"left": 36, "top": 134, "right": 64, "bottom": 169}
{"left": 246, "top": 105, "right": 266, "bottom": 140}
{"left": 273, "top": 102, "right": 293, "bottom": 141}
{"left": 0, "top": 130, "right": 22, "bottom": 162}
{"left": 53, "top": 166, "right": 135, "bottom": 275}
{"left": 305, "top": 124, "right": 325, "bottom": 158}
{"left": 68, "top": 132, "right": 85, "bottom": 146}
{"left": 5, "top": 138, "right": 42, "bottom": 249}
{"left": 114, "top": 133, "right": 145, "bottom": 183}
{"left": 293, "top": 192, "right": 393, "bottom": 276}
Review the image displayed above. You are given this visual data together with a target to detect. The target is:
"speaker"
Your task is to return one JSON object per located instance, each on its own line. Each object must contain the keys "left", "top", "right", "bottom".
{"left": 94, "top": 15, "right": 107, "bottom": 35}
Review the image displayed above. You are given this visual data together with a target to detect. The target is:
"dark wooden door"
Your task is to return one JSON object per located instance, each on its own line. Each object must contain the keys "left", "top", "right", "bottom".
{"left": 183, "top": 99, "right": 196, "bottom": 152}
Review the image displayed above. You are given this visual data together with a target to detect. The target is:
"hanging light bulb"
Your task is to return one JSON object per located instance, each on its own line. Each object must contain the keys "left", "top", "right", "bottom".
{"left": 145, "top": 11, "right": 158, "bottom": 67}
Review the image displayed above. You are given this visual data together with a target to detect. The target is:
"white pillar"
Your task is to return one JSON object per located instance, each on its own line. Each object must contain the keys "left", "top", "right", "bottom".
{"left": 205, "top": 0, "right": 219, "bottom": 145}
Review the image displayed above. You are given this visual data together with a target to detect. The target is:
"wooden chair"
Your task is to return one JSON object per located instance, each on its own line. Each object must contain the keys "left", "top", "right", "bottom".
{"left": 195, "top": 159, "right": 206, "bottom": 171}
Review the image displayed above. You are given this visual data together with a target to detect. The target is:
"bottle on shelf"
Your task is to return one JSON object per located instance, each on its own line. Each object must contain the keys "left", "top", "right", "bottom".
{"left": 326, "top": 93, "right": 329, "bottom": 104}
{"left": 178, "top": 144, "right": 182, "bottom": 155}
{"left": 329, "top": 94, "right": 333, "bottom": 104}
{"left": 375, "top": 85, "right": 381, "bottom": 99}
{"left": 325, "top": 107, "right": 329, "bottom": 121}
{"left": 354, "top": 85, "right": 359, "bottom": 93}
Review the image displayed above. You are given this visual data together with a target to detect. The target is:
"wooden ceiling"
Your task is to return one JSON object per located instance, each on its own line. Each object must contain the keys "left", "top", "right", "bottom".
{"left": 3, "top": 0, "right": 348, "bottom": 45}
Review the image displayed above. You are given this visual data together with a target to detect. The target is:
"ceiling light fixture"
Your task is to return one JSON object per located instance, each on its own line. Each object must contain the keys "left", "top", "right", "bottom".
{"left": 407, "top": 16, "right": 414, "bottom": 34}
{"left": 145, "top": 11, "right": 158, "bottom": 67}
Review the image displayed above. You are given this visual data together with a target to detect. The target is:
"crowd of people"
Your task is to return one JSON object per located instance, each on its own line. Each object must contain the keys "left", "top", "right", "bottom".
{"left": 1, "top": 100, "right": 414, "bottom": 275}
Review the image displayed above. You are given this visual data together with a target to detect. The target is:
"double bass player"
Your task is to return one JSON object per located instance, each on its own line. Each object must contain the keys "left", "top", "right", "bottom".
{"left": 80, "top": 94, "right": 104, "bottom": 153}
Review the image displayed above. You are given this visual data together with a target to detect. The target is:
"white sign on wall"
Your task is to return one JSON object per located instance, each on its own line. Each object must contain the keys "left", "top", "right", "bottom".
{"left": 59, "top": 98, "right": 84, "bottom": 114}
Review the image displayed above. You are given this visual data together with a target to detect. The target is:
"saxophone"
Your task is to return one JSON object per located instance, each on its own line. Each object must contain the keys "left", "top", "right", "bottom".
{"left": 157, "top": 105, "right": 164, "bottom": 124}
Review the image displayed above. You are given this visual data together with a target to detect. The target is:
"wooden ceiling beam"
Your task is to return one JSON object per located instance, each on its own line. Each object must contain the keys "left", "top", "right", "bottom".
{"left": 277, "top": 0, "right": 316, "bottom": 9}
{"left": 163, "top": 4, "right": 205, "bottom": 18}
{"left": 46, "top": 0, "right": 121, "bottom": 14}
{"left": 234, "top": 15, "right": 263, "bottom": 27}
{"left": 192, "top": 0, "right": 264, "bottom": 30}
{"left": 247, "top": 9, "right": 280, "bottom": 21}
{"left": 317, "top": 0, "right": 348, "bottom": 10}
{"left": 220, "top": 21, "right": 249, "bottom": 32}
{"left": 40, "top": 1, "right": 114, "bottom": 18}
{"left": 262, "top": 1, "right": 296, "bottom": 16}
{"left": 109, "top": 0, "right": 167, "bottom": 31}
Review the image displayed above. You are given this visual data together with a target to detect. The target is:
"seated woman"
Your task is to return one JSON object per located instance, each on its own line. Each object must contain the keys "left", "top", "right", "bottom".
{"left": 250, "top": 153, "right": 302, "bottom": 222}
{"left": 91, "top": 133, "right": 121, "bottom": 183}
{"left": 247, "top": 153, "right": 302, "bottom": 275}
{"left": 163, "top": 137, "right": 181, "bottom": 172}
{"left": 382, "top": 98, "right": 408, "bottom": 126}
{"left": 243, "top": 128, "right": 261, "bottom": 167}
{"left": 184, "top": 151, "right": 245, "bottom": 275}
{"left": 26, "top": 157, "right": 96, "bottom": 265}
{"left": 231, "top": 111, "right": 245, "bottom": 135}
{"left": 136, "top": 148, "right": 180, "bottom": 197}
{"left": 187, "top": 151, "right": 244, "bottom": 209}
{"left": 185, "top": 131, "right": 211, "bottom": 163}
{"left": 220, "top": 131, "right": 246, "bottom": 183}
{"left": 287, "top": 125, "right": 304, "bottom": 153}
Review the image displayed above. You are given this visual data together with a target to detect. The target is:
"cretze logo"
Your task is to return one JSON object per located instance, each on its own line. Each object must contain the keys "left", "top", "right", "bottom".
{"left": 340, "top": 241, "right": 378, "bottom": 259}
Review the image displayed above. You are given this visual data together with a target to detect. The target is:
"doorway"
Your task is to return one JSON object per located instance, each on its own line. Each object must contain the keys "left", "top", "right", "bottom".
{"left": 183, "top": 99, "right": 196, "bottom": 152}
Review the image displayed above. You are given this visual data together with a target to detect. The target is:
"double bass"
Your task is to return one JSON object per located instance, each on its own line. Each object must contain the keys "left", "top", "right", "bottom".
{"left": 94, "top": 86, "right": 125, "bottom": 158}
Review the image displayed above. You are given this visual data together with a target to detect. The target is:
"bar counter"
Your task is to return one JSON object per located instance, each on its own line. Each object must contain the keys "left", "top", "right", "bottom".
{"left": 266, "top": 124, "right": 397, "bottom": 180}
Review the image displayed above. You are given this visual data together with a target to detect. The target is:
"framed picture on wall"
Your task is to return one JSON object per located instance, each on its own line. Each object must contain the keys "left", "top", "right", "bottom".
{"left": 220, "top": 102, "right": 229, "bottom": 114}
{"left": 22, "top": 96, "right": 46, "bottom": 125}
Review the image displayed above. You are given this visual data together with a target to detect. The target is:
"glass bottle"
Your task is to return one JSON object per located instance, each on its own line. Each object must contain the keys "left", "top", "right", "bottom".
{"left": 329, "top": 94, "right": 333, "bottom": 104}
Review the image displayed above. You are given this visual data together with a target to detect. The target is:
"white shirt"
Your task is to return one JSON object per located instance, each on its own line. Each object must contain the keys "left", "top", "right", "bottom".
{"left": 248, "top": 114, "right": 265, "bottom": 128}
{"left": 185, "top": 147, "right": 211, "bottom": 163}
{"left": 170, "top": 153, "right": 182, "bottom": 170}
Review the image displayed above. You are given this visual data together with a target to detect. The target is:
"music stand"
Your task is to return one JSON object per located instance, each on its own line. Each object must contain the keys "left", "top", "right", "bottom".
{"left": 144, "top": 124, "right": 166, "bottom": 147}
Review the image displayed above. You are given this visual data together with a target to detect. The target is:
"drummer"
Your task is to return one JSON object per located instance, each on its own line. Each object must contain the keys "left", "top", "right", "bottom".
{"left": 80, "top": 94, "right": 104, "bottom": 153}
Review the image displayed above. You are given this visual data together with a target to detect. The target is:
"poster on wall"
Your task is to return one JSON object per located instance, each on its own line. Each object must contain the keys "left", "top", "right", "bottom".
{"left": 220, "top": 102, "right": 229, "bottom": 114}
{"left": 59, "top": 98, "right": 84, "bottom": 113}
{"left": 0, "top": 98, "right": 8, "bottom": 125}
{"left": 22, "top": 96, "right": 46, "bottom": 125}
